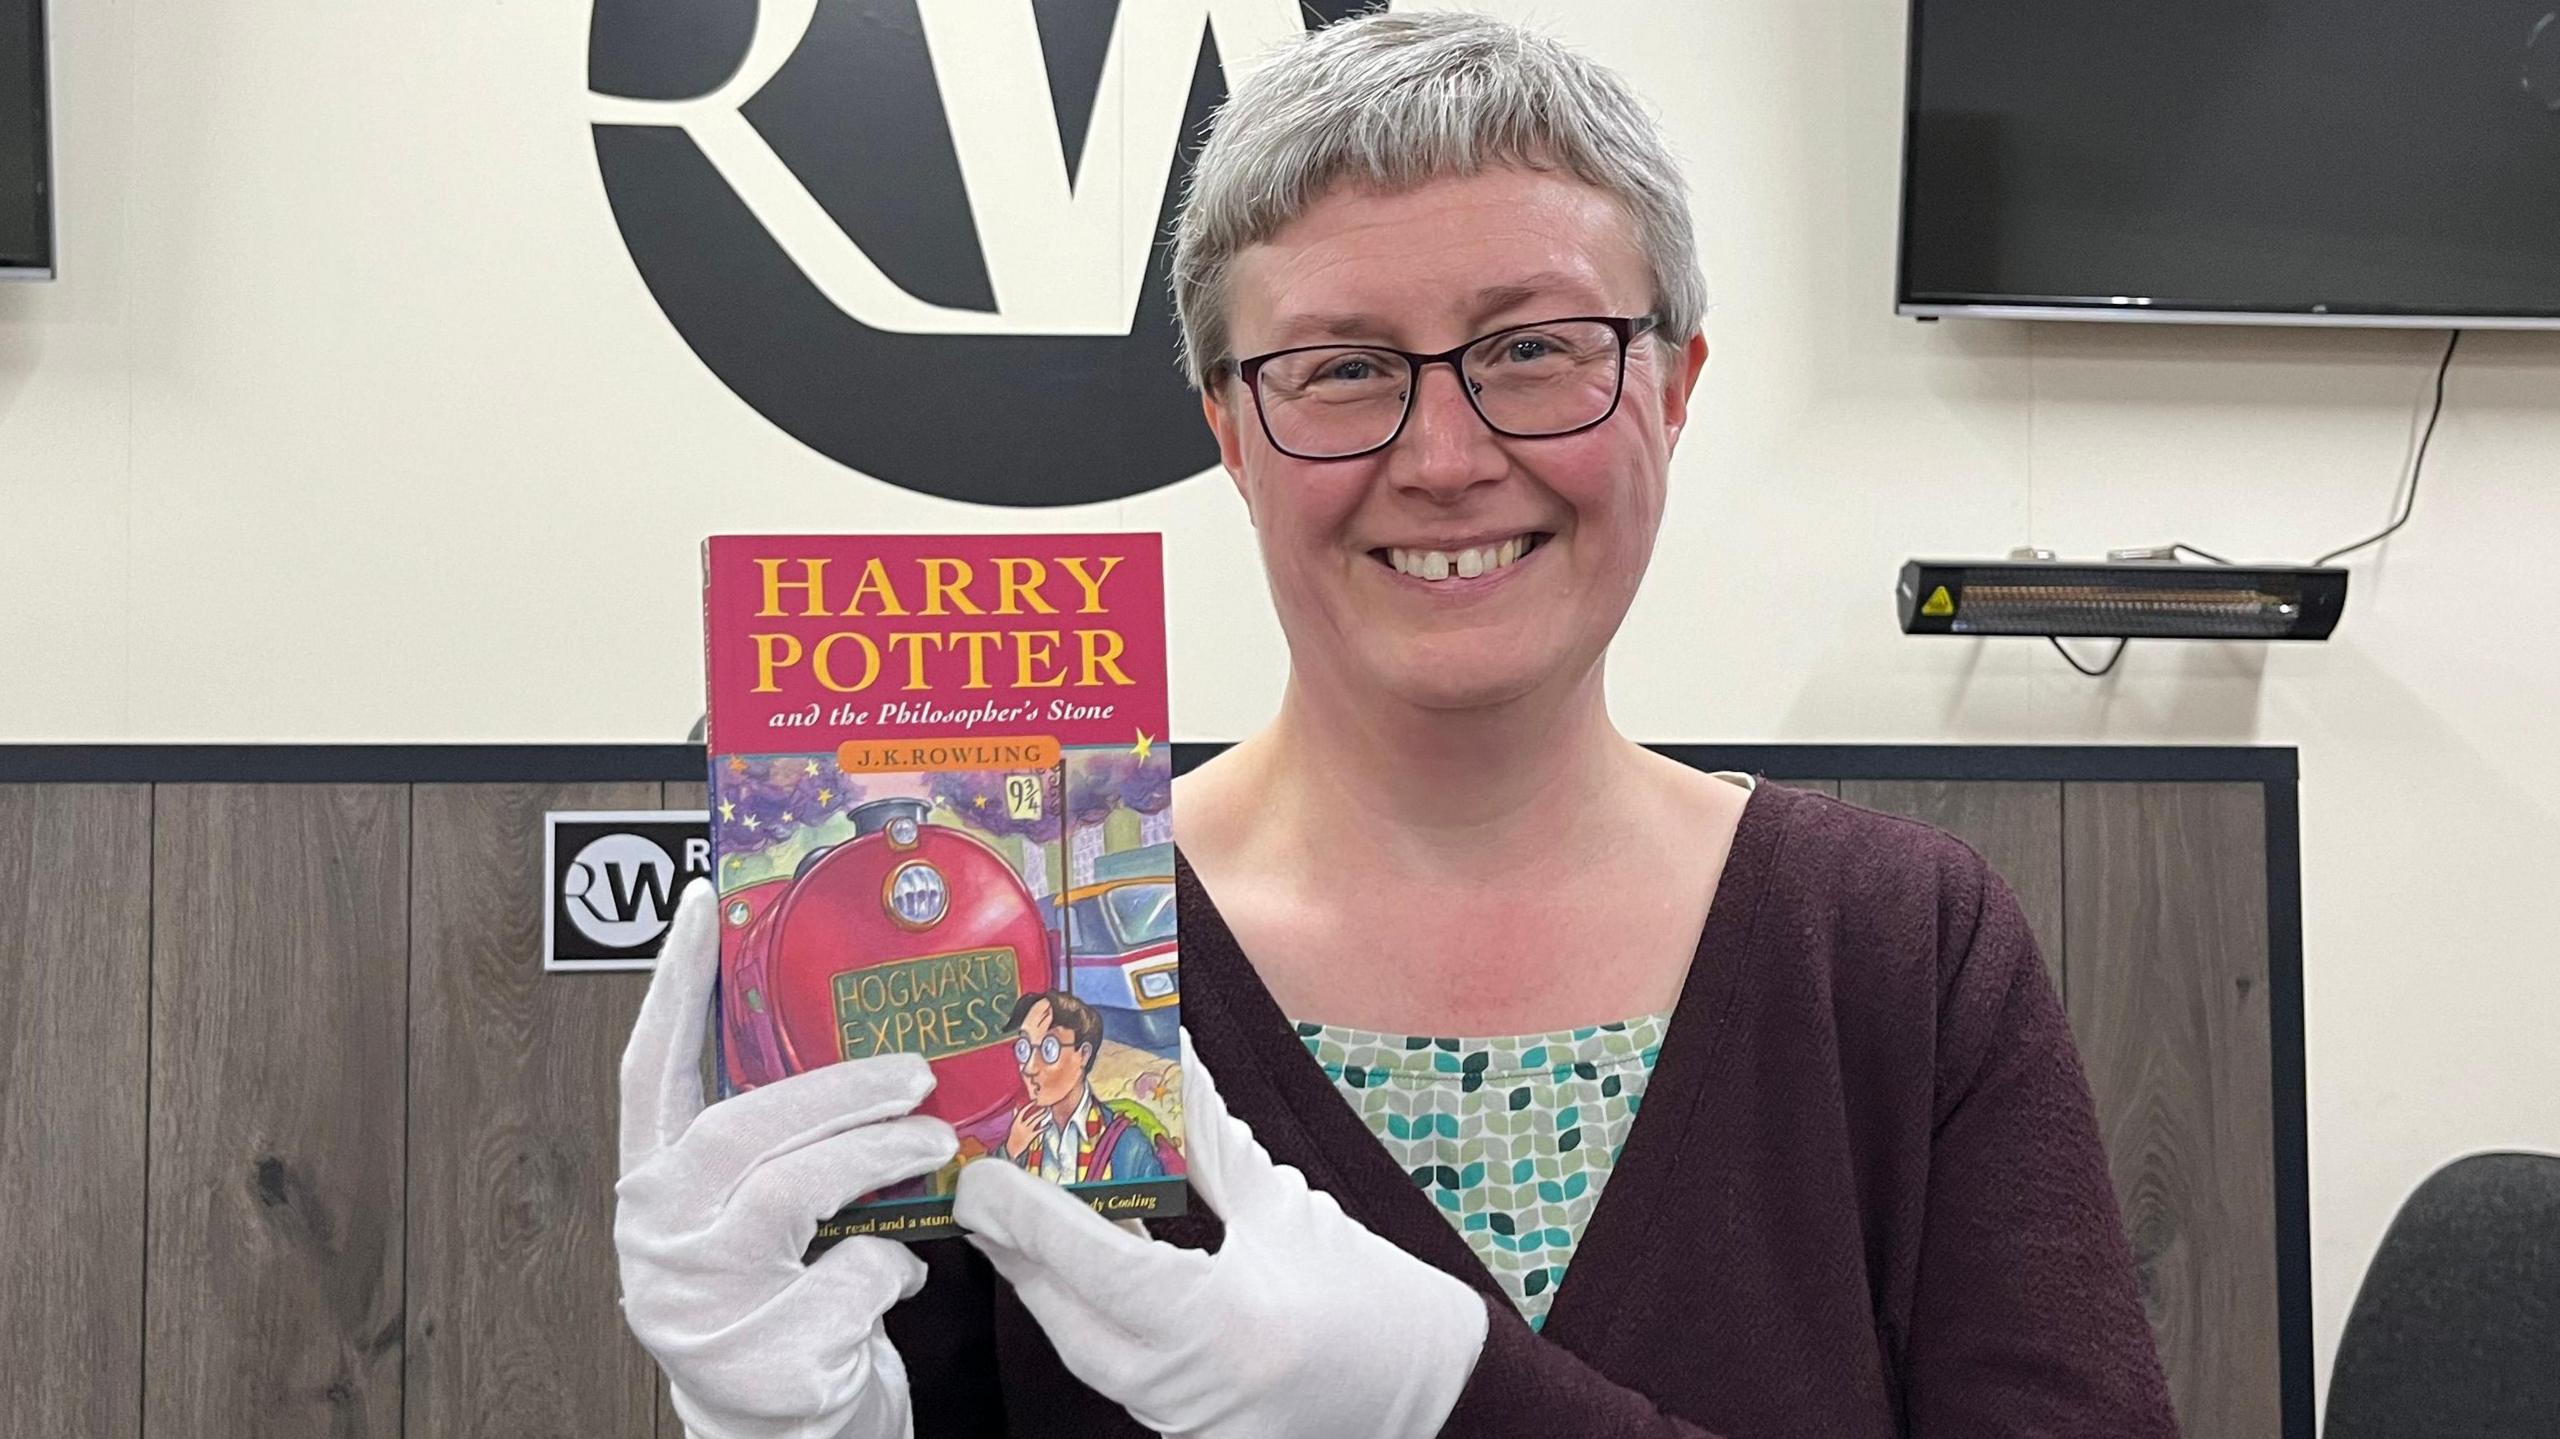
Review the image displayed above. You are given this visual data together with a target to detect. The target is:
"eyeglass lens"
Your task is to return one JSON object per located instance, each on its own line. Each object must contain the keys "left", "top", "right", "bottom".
{"left": 1253, "top": 319, "right": 1628, "bottom": 459}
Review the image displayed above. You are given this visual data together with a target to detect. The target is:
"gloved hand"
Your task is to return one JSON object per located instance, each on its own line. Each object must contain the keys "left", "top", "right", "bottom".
{"left": 616, "top": 878, "right": 960, "bottom": 1439}
{"left": 952, "top": 1033, "right": 1489, "bottom": 1439}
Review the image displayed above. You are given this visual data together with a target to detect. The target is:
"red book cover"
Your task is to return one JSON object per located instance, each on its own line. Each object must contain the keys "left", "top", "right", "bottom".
{"left": 701, "top": 534, "right": 1186, "bottom": 1246}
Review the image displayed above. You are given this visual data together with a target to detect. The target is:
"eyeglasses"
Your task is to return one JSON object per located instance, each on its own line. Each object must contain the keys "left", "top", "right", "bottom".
{"left": 1232, "top": 314, "right": 1661, "bottom": 462}
{"left": 1015, "top": 1034, "right": 1064, "bottom": 1066}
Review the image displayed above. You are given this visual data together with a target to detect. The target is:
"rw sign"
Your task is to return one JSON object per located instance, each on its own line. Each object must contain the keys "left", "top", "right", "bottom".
{"left": 543, "top": 811, "right": 712, "bottom": 972}
{"left": 585, "top": 0, "right": 1374, "bottom": 505}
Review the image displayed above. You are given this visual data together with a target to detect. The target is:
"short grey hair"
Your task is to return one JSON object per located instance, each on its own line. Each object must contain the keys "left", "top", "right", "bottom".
{"left": 1169, "top": 10, "right": 1706, "bottom": 391}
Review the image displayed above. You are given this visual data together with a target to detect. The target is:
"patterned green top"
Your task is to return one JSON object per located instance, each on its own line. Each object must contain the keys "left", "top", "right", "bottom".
{"left": 1290, "top": 773, "right": 1748, "bottom": 1328}
{"left": 1294, "top": 1013, "right": 1670, "bottom": 1330}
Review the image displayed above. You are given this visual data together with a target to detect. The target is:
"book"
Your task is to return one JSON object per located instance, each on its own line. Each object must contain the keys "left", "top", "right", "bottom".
{"left": 700, "top": 533, "right": 1186, "bottom": 1247}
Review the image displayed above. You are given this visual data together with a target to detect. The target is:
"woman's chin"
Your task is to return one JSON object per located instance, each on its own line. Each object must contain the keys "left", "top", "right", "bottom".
{"left": 1361, "top": 655, "right": 1555, "bottom": 714}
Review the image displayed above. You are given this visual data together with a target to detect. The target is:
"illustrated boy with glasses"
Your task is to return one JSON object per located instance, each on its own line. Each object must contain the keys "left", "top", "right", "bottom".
{"left": 997, "top": 991, "right": 1170, "bottom": 1184}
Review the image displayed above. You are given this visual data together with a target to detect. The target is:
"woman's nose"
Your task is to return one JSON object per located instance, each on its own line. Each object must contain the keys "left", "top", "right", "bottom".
{"left": 1392, "top": 361, "right": 1505, "bottom": 495}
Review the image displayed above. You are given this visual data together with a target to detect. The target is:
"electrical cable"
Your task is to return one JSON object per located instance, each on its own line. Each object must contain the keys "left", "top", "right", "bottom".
{"left": 2310, "top": 328, "right": 2461, "bottom": 567}
{"left": 2047, "top": 636, "right": 2130, "bottom": 677}
{"left": 2052, "top": 328, "right": 2462, "bottom": 676}
{"left": 2168, "top": 328, "right": 2461, "bottom": 570}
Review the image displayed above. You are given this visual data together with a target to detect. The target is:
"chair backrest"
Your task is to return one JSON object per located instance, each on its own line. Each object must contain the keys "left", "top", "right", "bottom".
{"left": 2323, "top": 1151, "right": 2560, "bottom": 1439}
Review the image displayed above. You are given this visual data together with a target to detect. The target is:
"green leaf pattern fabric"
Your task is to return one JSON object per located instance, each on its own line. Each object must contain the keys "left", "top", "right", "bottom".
{"left": 1295, "top": 1011, "right": 1669, "bottom": 1331}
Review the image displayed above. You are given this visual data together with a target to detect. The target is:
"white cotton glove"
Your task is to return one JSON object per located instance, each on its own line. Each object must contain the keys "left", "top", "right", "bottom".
{"left": 615, "top": 878, "right": 961, "bottom": 1439}
{"left": 951, "top": 1032, "right": 1489, "bottom": 1439}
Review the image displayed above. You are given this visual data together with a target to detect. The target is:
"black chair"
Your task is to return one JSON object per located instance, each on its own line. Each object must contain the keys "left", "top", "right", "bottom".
{"left": 2323, "top": 1151, "right": 2560, "bottom": 1438}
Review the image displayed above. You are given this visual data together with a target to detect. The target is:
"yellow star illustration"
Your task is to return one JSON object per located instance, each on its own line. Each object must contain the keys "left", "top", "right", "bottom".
{"left": 973, "top": 794, "right": 989, "bottom": 809}
{"left": 805, "top": 760, "right": 822, "bottom": 776}
{"left": 817, "top": 787, "right": 833, "bottom": 805}
{"left": 779, "top": 811, "right": 794, "bottom": 824}
{"left": 742, "top": 815, "right": 760, "bottom": 831}
{"left": 1131, "top": 730, "right": 1155, "bottom": 761}
{"left": 718, "top": 799, "right": 735, "bottom": 822}
{"left": 727, "top": 756, "right": 746, "bottom": 773}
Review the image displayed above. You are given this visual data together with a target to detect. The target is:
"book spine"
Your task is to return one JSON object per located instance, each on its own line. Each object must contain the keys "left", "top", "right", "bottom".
{"left": 699, "top": 536, "right": 728, "bottom": 1102}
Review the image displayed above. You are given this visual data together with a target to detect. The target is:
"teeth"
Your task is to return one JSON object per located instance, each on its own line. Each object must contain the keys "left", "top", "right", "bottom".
{"left": 1387, "top": 535, "right": 1538, "bottom": 583}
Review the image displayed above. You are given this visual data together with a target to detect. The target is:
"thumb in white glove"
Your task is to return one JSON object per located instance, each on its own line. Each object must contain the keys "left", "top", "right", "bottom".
{"left": 951, "top": 1031, "right": 1488, "bottom": 1439}
{"left": 616, "top": 878, "right": 960, "bottom": 1439}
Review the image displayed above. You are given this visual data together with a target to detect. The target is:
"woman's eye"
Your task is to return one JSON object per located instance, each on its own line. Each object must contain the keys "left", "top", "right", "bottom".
{"left": 1506, "top": 338, "right": 1555, "bottom": 363}
{"left": 1321, "top": 358, "right": 1375, "bottom": 382}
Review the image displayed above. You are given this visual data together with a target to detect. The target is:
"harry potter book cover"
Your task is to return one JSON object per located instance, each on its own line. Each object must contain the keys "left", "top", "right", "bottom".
{"left": 700, "top": 534, "right": 1186, "bottom": 1248}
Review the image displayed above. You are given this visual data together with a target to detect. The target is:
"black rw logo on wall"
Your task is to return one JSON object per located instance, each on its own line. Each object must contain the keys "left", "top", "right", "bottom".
{"left": 543, "top": 811, "right": 712, "bottom": 972}
{"left": 587, "top": 0, "right": 1374, "bottom": 506}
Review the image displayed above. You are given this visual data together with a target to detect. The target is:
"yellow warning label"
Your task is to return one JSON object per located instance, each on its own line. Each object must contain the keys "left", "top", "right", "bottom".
{"left": 1921, "top": 585, "right": 1955, "bottom": 617}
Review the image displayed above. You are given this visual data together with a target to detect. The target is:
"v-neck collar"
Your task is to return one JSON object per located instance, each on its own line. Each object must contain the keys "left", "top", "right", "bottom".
{"left": 1169, "top": 774, "right": 1799, "bottom": 1348}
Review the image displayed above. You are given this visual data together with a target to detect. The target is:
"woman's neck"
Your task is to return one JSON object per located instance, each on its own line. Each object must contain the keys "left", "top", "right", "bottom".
{"left": 1175, "top": 660, "right": 1750, "bottom": 1033}
{"left": 1241, "top": 660, "right": 1647, "bottom": 884}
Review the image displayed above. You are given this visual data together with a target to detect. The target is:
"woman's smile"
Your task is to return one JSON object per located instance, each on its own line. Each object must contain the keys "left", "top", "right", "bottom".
{"left": 1368, "top": 530, "right": 1550, "bottom": 589}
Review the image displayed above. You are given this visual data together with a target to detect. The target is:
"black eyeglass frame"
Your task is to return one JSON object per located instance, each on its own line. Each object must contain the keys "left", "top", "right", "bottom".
{"left": 1230, "top": 313, "right": 1664, "bottom": 462}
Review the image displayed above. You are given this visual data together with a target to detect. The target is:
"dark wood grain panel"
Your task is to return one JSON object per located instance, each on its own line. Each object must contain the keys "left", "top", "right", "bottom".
{"left": 2065, "top": 782, "right": 2278, "bottom": 1439}
{"left": 406, "top": 784, "right": 662, "bottom": 1439}
{"left": 0, "top": 785, "right": 153, "bottom": 1437}
{"left": 29, "top": 754, "right": 2285, "bottom": 1438}
{"left": 146, "top": 785, "right": 410, "bottom": 1438}
{"left": 1840, "top": 781, "right": 2065, "bottom": 992}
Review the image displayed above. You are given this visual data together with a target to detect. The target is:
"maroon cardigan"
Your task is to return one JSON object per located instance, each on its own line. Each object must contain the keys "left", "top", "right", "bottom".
{"left": 884, "top": 779, "right": 2181, "bottom": 1437}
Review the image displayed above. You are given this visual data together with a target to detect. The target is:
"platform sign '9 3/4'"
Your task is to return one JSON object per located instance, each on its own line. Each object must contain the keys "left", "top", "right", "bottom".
{"left": 1004, "top": 774, "right": 1045, "bottom": 820}
{"left": 543, "top": 811, "right": 711, "bottom": 972}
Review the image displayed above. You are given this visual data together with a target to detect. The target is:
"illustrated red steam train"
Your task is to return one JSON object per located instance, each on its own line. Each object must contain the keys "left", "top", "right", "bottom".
{"left": 716, "top": 796, "right": 1057, "bottom": 1132}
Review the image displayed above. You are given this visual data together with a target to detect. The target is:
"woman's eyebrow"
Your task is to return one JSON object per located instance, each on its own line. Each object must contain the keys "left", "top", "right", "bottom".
{"left": 1261, "top": 275, "right": 1603, "bottom": 349}
{"left": 1265, "top": 311, "right": 1395, "bottom": 346}
{"left": 1467, "top": 274, "right": 1599, "bottom": 324}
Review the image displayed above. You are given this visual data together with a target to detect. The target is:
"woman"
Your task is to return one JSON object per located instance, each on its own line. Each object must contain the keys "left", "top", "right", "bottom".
{"left": 614, "top": 13, "right": 2180, "bottom": 1437}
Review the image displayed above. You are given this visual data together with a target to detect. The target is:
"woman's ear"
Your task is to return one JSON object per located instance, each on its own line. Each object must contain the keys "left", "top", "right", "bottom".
{"left": 1657, "top": 331, "right": 1709, "bottom": 454}
{"left": 1201, "top": 383, "right": 1256, "bottom": 522}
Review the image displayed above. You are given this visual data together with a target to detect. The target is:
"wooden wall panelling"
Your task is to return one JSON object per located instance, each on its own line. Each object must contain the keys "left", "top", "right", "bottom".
{"left": 145, "top": 785, "right": 410, "bottom": 1437}
{"left": 2064, "top": 782, "right": 2279, "bottom": 1439}
{"left": 405, "top": 783, "right": 662, "bottom": 1438}
{"left": 0, "top": 785, "right": 153, "bottom": 1437}
{"left": 0, "top": 752, "right": 2275, "bottom": 1438}
{"left": 1839, "top": 781, "right": 2066, "bottom": 992}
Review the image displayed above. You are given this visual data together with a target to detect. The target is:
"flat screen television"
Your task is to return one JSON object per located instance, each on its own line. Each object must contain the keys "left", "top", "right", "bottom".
{"left": 2, "top": 0, "right": 55, "bottom": 280}
{"left": 1898, "top": 1, "right": 2560, "bottom": 328}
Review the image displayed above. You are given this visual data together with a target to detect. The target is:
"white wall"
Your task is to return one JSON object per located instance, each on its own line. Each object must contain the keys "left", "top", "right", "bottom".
{"left": 5, "top": 0, "right": 2555, "bottom": 1404}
